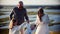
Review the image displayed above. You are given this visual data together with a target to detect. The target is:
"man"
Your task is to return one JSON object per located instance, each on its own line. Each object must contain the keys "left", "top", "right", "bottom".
{"left": 9, "top": 1, "right": 29, "bottom": 34}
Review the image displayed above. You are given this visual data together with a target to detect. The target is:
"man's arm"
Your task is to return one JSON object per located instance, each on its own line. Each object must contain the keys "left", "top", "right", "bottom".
{"left": 24, "top": 9, "right": 29, "bottom": 23}
{"left": 10, "top": 11, "right": 14, "bottom": 20}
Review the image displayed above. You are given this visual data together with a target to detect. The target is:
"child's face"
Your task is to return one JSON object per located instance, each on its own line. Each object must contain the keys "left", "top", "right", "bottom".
{"left": 13, "top": 21, "right": 17, "bottom": 26}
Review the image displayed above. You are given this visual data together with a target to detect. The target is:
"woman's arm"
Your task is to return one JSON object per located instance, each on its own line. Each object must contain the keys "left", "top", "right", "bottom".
{"left": 35, "top": 15, "right": 40, "bottom": 26}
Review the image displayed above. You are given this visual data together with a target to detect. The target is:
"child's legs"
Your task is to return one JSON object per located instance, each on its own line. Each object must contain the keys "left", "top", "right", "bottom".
{"left": 9, "top": 29, "right": 16, "bottom": 34}
{"left": 9, "top": 29, "right": 11, "bottom": 34}
{"left": 9, "top": 26, "right": 18, "bottom": 34}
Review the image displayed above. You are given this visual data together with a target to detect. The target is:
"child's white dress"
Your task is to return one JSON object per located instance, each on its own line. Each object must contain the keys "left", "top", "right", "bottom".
{"left": 35, "top": 14, "right": 50, "bottom": 34}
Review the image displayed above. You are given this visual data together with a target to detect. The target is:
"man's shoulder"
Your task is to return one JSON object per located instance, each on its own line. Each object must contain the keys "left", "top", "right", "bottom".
{"left": 13, "top": 7, "right": 18, "bottom": 10}
{"left": 22, "top": 7, "right": 26, "bottom": 10}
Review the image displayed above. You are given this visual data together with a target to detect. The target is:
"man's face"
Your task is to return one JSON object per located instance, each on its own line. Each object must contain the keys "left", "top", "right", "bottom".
{"left": 18, "top": 3, "right": 23, "bottom": 8}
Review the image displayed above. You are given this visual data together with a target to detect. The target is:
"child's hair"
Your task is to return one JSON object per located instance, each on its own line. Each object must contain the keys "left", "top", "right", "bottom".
{"left": 12, "top": 19, "right": 16, "bottom": 23}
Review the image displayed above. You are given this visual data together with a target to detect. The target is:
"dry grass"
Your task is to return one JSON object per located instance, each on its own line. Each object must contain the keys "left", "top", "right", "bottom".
{"left": 0, "top": 29, "right": 60, "bottom": 34}
{"left": 0, "top": 29, "right": 9, "bottom": 34}
{"left": 0, "top": 17, "right": 9, "bottom": 23}
{"left": 50, "top": 31, "right": 60, "bottom": 34}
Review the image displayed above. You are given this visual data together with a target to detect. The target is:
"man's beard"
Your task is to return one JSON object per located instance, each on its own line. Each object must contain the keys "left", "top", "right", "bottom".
{"left": 19, "top": 6, "right": 23, "bottom": 9}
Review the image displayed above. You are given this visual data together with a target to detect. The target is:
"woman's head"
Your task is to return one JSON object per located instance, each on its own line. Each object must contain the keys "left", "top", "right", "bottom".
{"left": 38, "top": 8, "right": 44, "bottom": 21}
{"left": 38, "top": 8, "right": 44, "bottom": 16}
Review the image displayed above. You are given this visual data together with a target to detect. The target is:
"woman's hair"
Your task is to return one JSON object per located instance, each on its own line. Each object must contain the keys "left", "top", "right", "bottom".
{"left": 38, "top": 8, "right": 44, "bottom": 14}
{"left": 38, "top": 8, "right": 44, "bottom": 21}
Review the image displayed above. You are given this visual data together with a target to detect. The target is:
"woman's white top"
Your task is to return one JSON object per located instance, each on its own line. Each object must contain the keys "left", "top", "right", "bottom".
{"left": 35, "top": 14, "right": 50, "bottom": 25}
{"left": 35, "top": 14, "right": 50, "bottom": 34}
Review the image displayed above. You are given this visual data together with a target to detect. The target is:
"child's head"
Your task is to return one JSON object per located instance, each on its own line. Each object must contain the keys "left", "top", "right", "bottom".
{"left": 12, "top": 18, "right": 17, "bottom": 26}
{"left": 12, "top": 18, "right": 16, "bottom": 23}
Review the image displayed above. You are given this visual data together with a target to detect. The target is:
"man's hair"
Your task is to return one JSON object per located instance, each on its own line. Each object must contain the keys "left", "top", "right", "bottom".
{"left": 19, "top": 1, "right": 23, "bottom": 4}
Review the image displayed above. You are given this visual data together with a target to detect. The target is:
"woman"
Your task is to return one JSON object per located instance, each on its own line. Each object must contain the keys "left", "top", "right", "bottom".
{"left": 35, "top": 8, "right": 50, "bottom": 34}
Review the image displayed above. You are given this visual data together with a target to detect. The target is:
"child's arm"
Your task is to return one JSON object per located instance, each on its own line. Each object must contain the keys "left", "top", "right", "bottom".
{"left": 9, "top": 20, "right": 13, "bottom": 29}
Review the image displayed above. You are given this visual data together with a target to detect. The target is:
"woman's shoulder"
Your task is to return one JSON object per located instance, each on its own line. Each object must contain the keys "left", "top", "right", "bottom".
{"left": 44, "top": 14, "right": 48, "bottom": 16}
{"left": 43, "top": 14, "right": 49, "bottom": 18}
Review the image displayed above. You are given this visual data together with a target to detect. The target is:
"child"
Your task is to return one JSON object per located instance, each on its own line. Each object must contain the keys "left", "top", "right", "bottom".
{"left": 9, "top": 19, "right": 17, "bottom": 29}
{"left": 9, "top": 19, "right": 18, "bottom": 34}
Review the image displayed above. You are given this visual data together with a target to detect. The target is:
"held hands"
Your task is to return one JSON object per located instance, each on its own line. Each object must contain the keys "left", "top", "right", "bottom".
{"left": 36, "top": 22, "right": 45, "bottom": 26}
{"left": 27, "top": 20, "right": 29, "bottom": 23}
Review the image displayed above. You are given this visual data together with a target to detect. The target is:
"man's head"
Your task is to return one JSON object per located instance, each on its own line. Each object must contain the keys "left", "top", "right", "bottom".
{"left": 18, "top": 1, "right": 23, "bottom": 8}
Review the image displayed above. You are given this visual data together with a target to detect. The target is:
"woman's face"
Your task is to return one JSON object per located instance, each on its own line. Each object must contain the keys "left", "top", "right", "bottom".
{"left": 38, "top": 11, "right": 43, "bottom": 17}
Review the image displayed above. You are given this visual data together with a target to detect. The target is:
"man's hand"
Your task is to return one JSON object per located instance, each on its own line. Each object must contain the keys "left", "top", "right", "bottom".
{"left": 27, "top": 20, "right": 29, "bottom": 23}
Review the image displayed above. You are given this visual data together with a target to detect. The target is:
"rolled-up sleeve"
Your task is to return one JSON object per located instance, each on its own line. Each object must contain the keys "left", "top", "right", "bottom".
{"left": 10, "top": 10, "right": 14, "bottom": 20}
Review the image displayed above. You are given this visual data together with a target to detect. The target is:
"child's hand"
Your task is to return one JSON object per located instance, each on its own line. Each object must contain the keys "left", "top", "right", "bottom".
{"left": 9, "top": 26, "right": 13, "bottom": 29}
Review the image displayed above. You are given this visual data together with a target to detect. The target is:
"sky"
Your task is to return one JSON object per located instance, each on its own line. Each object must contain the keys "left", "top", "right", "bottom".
{"left": 0, "top": 0, "right": 60, "bottom": 5}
